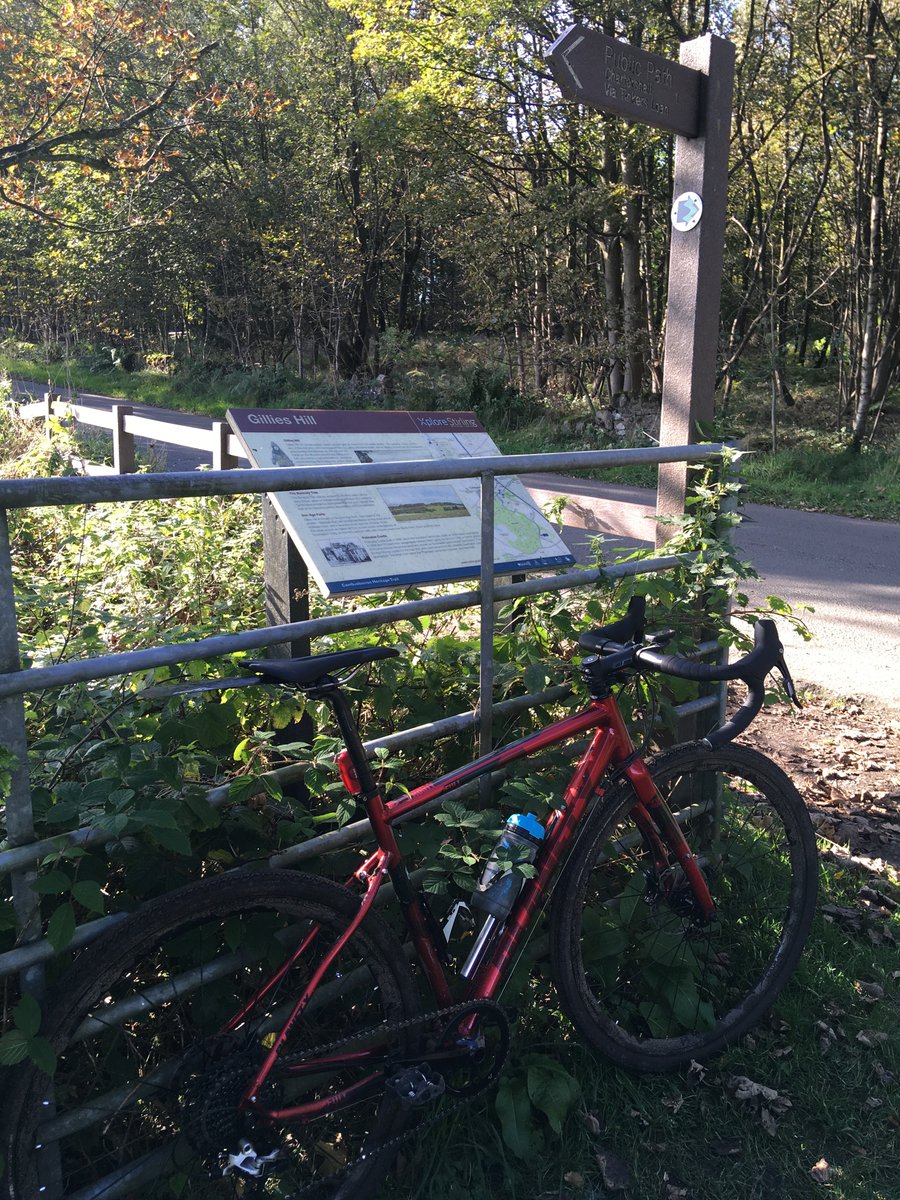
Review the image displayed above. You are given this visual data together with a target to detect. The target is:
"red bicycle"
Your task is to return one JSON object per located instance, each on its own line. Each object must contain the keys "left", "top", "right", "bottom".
{"left": 3, "top": 597, "right": 818, "bottom": 1199}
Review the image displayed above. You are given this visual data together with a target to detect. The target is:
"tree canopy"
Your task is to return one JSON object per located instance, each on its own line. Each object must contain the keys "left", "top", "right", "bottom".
{"left": 0, "top": 0, "right": 897, "bottom": 444}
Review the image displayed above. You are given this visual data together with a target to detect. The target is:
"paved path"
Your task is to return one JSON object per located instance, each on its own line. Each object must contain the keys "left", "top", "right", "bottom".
{"left": 12, "top": 381, "right": 900, "bottom": 706}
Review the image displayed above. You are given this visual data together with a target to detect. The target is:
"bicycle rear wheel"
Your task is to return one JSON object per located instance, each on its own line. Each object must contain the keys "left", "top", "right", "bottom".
{"left": 550, "top": 742, "right": 818, "bottom": 1072}
{"left": 2, "top": 870, "right": 421, "bottom": 1199}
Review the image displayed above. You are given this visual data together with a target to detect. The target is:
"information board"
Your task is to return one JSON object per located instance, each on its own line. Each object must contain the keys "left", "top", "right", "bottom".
{"left": 227, "top": 408, "right": 574, "bottom": 596}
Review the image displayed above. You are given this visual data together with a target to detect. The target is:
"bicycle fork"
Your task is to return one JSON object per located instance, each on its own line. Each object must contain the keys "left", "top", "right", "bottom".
{"left": 624, "top": 757, "right": 717, "bottom": 922}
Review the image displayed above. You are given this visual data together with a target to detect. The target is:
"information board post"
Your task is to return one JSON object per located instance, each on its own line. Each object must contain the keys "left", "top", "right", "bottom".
{"left": 262, "top": 499, "right": 310, "bottom": 660}
{"left": 655, "top": 34, "right": 735, "bottom": 546}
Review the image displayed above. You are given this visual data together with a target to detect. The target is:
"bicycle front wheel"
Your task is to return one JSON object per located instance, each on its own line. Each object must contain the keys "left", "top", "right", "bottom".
{"left": 2, "top": 870, "right": 421, "bottom": 1199}
{"left": 550, "top": 742, "right": 818, "bottom": 1072}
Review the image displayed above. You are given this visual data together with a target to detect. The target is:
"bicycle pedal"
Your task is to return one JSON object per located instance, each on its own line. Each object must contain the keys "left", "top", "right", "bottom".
{"left": 386, "top": 1063, "right": 446, "bottom": 1107}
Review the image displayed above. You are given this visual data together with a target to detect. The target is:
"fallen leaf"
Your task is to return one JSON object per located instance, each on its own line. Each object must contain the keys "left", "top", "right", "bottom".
{"left": 595, "top": 1147, "right": 632, "bottom": 1192}
{"left": 687, "top": 1060, "right": 707, "bottom": 1086}
{"left": 856, "top": 1029, "right": 889, "bottom": 1048}
{"left": 727, "top": 1076, "right": 787, "bottom": 1106}
{"left": 816, "top": 1021, "right": 838, "bottom": 1055}
{"left": 760, "top": 1107, "right": 778, "bottom": 1136}
{"left": 810, "top": 1158, "right": 832, "bottom": 1183}
{"left": 874, "top": 1061, "right": 896, "bottom": 1084}
{"left": 855, "top": 981, "right": 885, "bottom": 1001}
{"left": 726, "top": 1075, "right": 791, "bottom": 1135}
{"left": 563, "top": 1171, "right": 585, "bottom": 1188}
{"left": 864, "top": 1096, "right": 883, "bottom": 1110}
{"left": 859, "top": 887, "right": 898, "bottom": 912}
{"left": 663, "top": 1182, "right": 689, "bottom": 1199}
{"left": 580, "top": 1109, "right": 602, "bottom": 1137}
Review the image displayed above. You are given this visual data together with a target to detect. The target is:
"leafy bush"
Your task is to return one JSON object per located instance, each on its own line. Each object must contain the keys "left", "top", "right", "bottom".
{"left": 74, "top": 347, "right": 117, "bottom": 373}
{"left": 143, "top": 352, "right": 175, "bottom": 374}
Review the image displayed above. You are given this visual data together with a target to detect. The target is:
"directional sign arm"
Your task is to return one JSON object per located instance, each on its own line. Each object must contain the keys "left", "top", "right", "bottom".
{"left": 547, "top": 23, "right": 701, "bottom": 139}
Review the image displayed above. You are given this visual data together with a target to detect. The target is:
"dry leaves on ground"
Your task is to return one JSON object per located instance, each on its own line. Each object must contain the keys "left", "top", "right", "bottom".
{"left": 726, "top": 1075, "right": 793, "bottom": 1136}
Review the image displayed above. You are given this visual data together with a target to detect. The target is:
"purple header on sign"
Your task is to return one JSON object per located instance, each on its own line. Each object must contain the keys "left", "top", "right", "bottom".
{"left": 228, "top": 408, "right": 418, "bottom": 434}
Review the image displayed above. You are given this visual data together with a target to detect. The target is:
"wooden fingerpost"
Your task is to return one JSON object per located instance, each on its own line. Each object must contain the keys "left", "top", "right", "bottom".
{"left": 546, "top": 25, "right": 735, "bottom": 546}
{"left": 655, "top": 35, "right": 735, "bottom": 546}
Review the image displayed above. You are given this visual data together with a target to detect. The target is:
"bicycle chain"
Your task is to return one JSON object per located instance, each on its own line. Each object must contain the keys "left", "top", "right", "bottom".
{"left": 259, "top": 998, "right": 509, "bottom": 1198}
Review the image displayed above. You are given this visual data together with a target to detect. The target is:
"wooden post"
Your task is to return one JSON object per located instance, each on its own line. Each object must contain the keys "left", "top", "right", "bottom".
{"left": 261, "top": 499, "right": 310, "bottom": 660}
{"left": 112, "top": 404, "right": 136, "bottom": 474}
{"left": 262, "top": 500, "right": 315, "bottom": 788}
{"left": 212, "top": 421, "right": 239, "bottom": 470}
{"left": 656, "top": 35, "right": 736, "bottom": 545}
{"left": 546, "top": 25, "right": 734, "bottom": 540}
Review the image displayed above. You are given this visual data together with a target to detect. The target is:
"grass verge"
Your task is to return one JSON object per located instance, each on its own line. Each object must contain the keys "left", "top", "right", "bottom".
{"left": 384, "top": 854, "right": 899, "bottom": 1200}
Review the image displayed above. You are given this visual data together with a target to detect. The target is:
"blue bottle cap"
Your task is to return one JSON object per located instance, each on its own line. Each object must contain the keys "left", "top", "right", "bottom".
{"left": 507, "top": 812, "right": 545, "bottom": 840}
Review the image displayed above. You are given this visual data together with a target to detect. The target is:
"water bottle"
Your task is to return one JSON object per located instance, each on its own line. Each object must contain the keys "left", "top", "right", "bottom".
{"left": 472, "top": 812, "right": 545, "bottom": 919}
{"left": 461, "top": 813, "right": 544, "bottom": 979}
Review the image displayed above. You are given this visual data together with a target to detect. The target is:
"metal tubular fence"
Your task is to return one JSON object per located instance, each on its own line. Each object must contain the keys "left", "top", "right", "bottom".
{"left": 0, "top": 442, "right": 727, "bottom": 987}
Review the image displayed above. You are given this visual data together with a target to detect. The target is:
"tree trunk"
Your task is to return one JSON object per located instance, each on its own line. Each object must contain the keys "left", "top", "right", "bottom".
{"left": 852, "top": 108, "right": 886, "bottom": 449}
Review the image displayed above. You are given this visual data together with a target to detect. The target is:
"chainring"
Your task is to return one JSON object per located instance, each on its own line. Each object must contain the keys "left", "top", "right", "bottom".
{"left": 430, "top": 1001, "right": 511, "bottom": 1097}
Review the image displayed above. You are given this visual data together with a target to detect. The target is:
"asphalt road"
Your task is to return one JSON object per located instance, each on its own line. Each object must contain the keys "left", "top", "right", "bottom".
{"left": 11, "top": 382, "right": 900, "bottom": 707}
{"left": 736, "top": 503, "right": 899, "bottom": 708}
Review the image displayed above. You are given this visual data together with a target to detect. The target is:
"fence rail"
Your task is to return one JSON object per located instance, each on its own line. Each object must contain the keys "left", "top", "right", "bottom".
{"left": 0, "top": 413, "right": 732, "bottom": 1197}
{"left": 1, "top": 421, "right": 728, "bottom": 989}
{"left": 18, "top": 394, "right": 246, "bottom": 471}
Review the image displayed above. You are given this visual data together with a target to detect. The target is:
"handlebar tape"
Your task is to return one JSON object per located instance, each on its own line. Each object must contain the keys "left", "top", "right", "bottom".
{"left": 578, "top": 595, "right": 646, "bottom": 652}
{"left": 636, "top": 619, "right": 782, "bottom": 750}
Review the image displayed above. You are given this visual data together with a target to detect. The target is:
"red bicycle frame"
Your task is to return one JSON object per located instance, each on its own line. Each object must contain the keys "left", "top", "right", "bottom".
{"left": 236, "top": 692, "right": 714, "bottom": 1120}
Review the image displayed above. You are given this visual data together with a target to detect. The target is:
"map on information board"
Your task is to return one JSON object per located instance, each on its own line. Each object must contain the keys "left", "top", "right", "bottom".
{"left": 227, "top": 408, "right": 574, "bottom": 596}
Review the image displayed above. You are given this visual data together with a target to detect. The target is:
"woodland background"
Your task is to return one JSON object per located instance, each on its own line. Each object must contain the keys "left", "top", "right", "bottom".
{"left": 0, "top": 0, "right": 898, "bottom": 453}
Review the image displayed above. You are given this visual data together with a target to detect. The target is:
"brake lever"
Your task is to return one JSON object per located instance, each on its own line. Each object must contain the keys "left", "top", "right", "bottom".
{"left": 775, "top": 651, "right": 802, "bottom": 709}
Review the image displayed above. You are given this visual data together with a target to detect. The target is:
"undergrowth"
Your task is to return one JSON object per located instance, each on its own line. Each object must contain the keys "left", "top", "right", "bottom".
{"left": 5, "top": 340, "right": 898, "bottom": 521}
{"left": 381, "top": 853, "right": 900, "bottom": 1200}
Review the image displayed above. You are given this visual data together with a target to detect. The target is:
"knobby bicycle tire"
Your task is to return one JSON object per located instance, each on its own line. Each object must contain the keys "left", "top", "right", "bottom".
{"left": 2, "top": 869, "right": 421, "bottom": 1200}
{"left": 550, "top": 742, "right": 818, "bottom": 1072}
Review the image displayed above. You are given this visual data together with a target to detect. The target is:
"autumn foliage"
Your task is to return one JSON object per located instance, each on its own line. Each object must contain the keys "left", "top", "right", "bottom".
{"left": 0, "top": 0, "right": 214, "bottom": 211}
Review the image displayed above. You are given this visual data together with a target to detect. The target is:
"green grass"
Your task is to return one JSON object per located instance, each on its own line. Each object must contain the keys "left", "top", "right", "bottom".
{"left": 0, "top": 350, "right": 227, "bottom": 414}
{"left": 741, "top": 443, "right": 900, "bottom": 522}
{"left": 383, "top": 855, "right": 900, "bottom": 1200}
